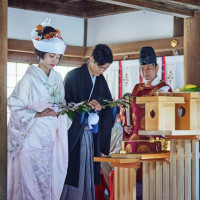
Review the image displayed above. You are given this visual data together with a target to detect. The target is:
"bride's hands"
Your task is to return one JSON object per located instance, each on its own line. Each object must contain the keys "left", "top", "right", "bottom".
{"left": 35, "top": 108, "right": 57, "bottom": 118}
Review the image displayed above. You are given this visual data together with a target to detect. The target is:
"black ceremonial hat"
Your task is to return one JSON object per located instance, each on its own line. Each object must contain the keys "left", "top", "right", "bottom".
{"left": 139, "top": 46, "right": 157, "bottom": 66}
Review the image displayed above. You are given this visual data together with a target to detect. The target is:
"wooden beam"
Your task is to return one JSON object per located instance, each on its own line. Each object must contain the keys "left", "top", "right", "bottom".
{"left": 38, "top": 0, "right": 81, "bottom": 3}
{"left": 8, "top": 0, "right": 87, "bottom": 18}
{"left": 85, "top": 4, "right": 138, "bottom": 18}
{"left": 85, "top": 37, "right": 184, "bottom": 57}
{"left": 64, "top": 45, "right": 86, "bottom": 58}
{"left": 61, "top": 0, "right": 82, "bottom": 2}
{"left": 8, "top": 49, "right": 181, "bottom": 63}
{"left": 0, "top": 0, "right": 7, "bottom": 198}
{"left": 8, "top": 0, "right": 139, "bottom": 18}
{"left": 113, "top": 49, "right": 183, "bottom": 61}
{"left": 8, "top": 39, "right": 86, "bottom": 58}
{"left": 168, "top": 0, "right": 200, "bottom": 8}
{"left": 8, "top": 51, "right": 83, "bottom": 67}
{"left": 95, "top": 0, "right": 194, "bottom": 18}
{"left": 8, "top": 37, "right": 184, "bottom": 63}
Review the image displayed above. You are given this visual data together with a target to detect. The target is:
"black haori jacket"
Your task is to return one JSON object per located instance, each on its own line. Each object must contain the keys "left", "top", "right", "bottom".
{"left": 64, "top": 63, "right": 113, "bottom": 187}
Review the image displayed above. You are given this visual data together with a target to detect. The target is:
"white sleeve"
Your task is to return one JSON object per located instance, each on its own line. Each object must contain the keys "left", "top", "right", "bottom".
{"left": 59, "top": 75, "right": 65, "bottom": 103}
{"left": 157, "top": 86, "right": 171, "bottom": 93}
{"left": 110, "top": 125, "right": 123, "bottom": 154}
{"left": 7, "top": 77, "right": 36, "bottom": 128}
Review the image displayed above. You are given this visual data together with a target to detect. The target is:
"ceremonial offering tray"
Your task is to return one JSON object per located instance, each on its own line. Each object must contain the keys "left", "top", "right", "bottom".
{"left": 119, "top": 139, "right": 169, "bottom": 154}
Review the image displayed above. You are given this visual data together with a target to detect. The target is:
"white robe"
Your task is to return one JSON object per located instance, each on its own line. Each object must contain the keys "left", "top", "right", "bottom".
{"left": 101, "top": 120, "right": 123, "bottom": 186}
{"left": 7, "top": 65, "right": 71, "bottom": 200}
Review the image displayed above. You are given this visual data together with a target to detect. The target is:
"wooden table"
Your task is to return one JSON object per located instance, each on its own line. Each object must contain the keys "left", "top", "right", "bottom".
{"left": 94, "top": 153, "right": 169, "bottom": 200}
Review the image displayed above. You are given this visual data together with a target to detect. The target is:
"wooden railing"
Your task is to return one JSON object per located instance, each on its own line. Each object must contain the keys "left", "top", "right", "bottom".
{"left": 94, "top": 131, "right": 200, "bottom": 200}
{"left": 139, "top": 131, "right": 200, "bottom": 200}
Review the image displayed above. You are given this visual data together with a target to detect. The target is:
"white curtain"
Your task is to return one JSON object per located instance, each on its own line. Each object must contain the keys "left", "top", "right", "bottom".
{"left": 103, "top": 61, "right": 119, "bottom": 100}
{"left": 165, "top": 55, "right": 184, "bottom": 90}
{"left": 103, "top": 55, "right": 184, "bottom": 99}
{"left": 121, "top": 57, "right": 162, "bottom": 95}
{"left": 157, "top": 57, "right": 162, "bottom": 80}
{"left": 121, "top": 59, "right": 139, "bottom": 96}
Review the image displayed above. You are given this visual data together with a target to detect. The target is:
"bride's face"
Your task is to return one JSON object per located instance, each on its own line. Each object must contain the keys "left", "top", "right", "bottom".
{"left": 40, "top": 53, "right": 61, "bottom": 70}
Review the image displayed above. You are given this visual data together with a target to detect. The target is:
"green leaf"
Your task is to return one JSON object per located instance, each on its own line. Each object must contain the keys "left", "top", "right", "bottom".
{"left": 66, "top": 110, "right": 75, "bottom": 121}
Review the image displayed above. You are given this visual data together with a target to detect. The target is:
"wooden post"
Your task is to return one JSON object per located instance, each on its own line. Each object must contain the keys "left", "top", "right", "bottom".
{"left": 192, "top": 139, "right": 199, "bottom": 200}
{"left": 185, "top": 140, "right": 191, "bottom": 200}
{"left": 170, "top": 139, "right": 177, "bottom": 200}
{"left": 149, "top": 162, "right": 156, "bottom": 200}
{"left": 83, "top": 18, "right": 87, "bottom": 47}
{"left": 173, "top": 17, "right": 184, "bottom": 37}
{"left": 119, "top": 168, "right": 125, "bottom": 200}
{"left": 156, "top": 162, "right": 163, "bottom": 200}
{"left": 177, "top": 140, "right": 184, "bottom": 200}
{"left": 129, "top": 168, "right": 136, "bottom": 200}
{"left": 124, "top": 168, "right": 130, "bottom": 200}
{"left": 184, "top": 10, "right": 200, "bottom": 85}
{"left": 0, "top": 0, "right": 7, "bottom": 199}
{"left": 163, "top": 162, "right": 170, "bottom": 200}
{"left": 143, "top": 162, "right": 149, "bottom": 200}
{"left": 114, "top": 167, "right": 119, "bottom": 200}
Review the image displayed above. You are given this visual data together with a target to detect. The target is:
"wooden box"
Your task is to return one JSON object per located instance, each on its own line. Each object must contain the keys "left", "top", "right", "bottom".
{"left": 173, "top": 92, "right": 200, "bottom": 130}
{"left": 136, "top": 96, "right": 184, "bottom": 131}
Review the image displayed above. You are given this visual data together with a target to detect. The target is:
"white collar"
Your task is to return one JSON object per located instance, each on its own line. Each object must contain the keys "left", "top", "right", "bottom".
{"left": 89, "top": 72, "right": 96, "bottom": 86}
{"left": 31, "top": 65, "right": 55, "bottom": 86}
{"left": 144, "top": 76, "right": 161, "bottom": 86}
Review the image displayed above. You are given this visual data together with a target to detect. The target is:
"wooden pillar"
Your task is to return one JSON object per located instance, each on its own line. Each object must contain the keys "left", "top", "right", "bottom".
{"left": 173, "top": 16, "right": 184, "bottom": 55}
{"left": 143, "top": 162, "right": 149, "bottom": 200}
{"left": 192, "top": 139, "right": 199, "bottom": 200}
{"left": 149, "top": 162, "right": 156, "bottom": 200}
{"left": 0, "top": 0, "right": 7, "bottom": 199}
{"left": 184, "top": 10, "right": 200, "bottom": 85}
{"left": 173, "top": 17, "right": 184, "bottom": 37}
{"left": 170, "top": 139, "right": 177, "bottom": 200}
{"left": 177, "top": 140, "right": 184, "bottom": 200}
{"left": 185, "top": 140, "right": 191, "bottom": 200}
{"left": 83, "top": 18, "right": 87, "bottom": 47}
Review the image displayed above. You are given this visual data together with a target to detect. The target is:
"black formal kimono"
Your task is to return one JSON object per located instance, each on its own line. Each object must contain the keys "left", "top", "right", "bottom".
{"left": 64, "top": 63, "right": 113, "bottom": 188}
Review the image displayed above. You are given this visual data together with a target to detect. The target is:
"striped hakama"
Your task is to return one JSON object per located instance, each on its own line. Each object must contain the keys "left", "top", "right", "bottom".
{"left": 61, "top": 120, "right": 95, "bottom": 200}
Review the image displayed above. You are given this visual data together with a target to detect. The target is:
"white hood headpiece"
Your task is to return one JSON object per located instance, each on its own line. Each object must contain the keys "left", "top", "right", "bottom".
{"left": 31, "top": 18, "right": 66, "bottom": 55}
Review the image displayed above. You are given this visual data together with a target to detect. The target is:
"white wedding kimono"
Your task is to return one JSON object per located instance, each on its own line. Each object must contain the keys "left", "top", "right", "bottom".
{"left": 7, "top": 65, "right": 71, "bottom": 200}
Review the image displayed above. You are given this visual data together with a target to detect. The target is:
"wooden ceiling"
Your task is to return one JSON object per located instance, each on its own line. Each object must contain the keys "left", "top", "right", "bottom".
{"left": 8, "top": 0, "right": 200, "bottom": 18}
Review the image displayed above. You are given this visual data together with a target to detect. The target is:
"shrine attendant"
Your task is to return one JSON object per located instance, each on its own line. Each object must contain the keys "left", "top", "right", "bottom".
{"left": 123, "top": 46, "right": 172, "bottom": 200}
{"left": 124, "top": 46, "right": 172, "bottom": 153}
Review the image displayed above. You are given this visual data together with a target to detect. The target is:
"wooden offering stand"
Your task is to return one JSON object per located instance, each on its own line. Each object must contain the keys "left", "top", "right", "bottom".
{"left": 139, "top": 130, "right": 200, "bottom": 200}
{"left": 173, "top": 92, "right": 200, "bottom": 130}
{"left": 94, "top": 153, "right": 169, "bottom": 200}
{"left": 136, "top": 96, "right": 184, "bottom": 130}
{"left": 94, "top": 94, "right": 200, "bottom": 200}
